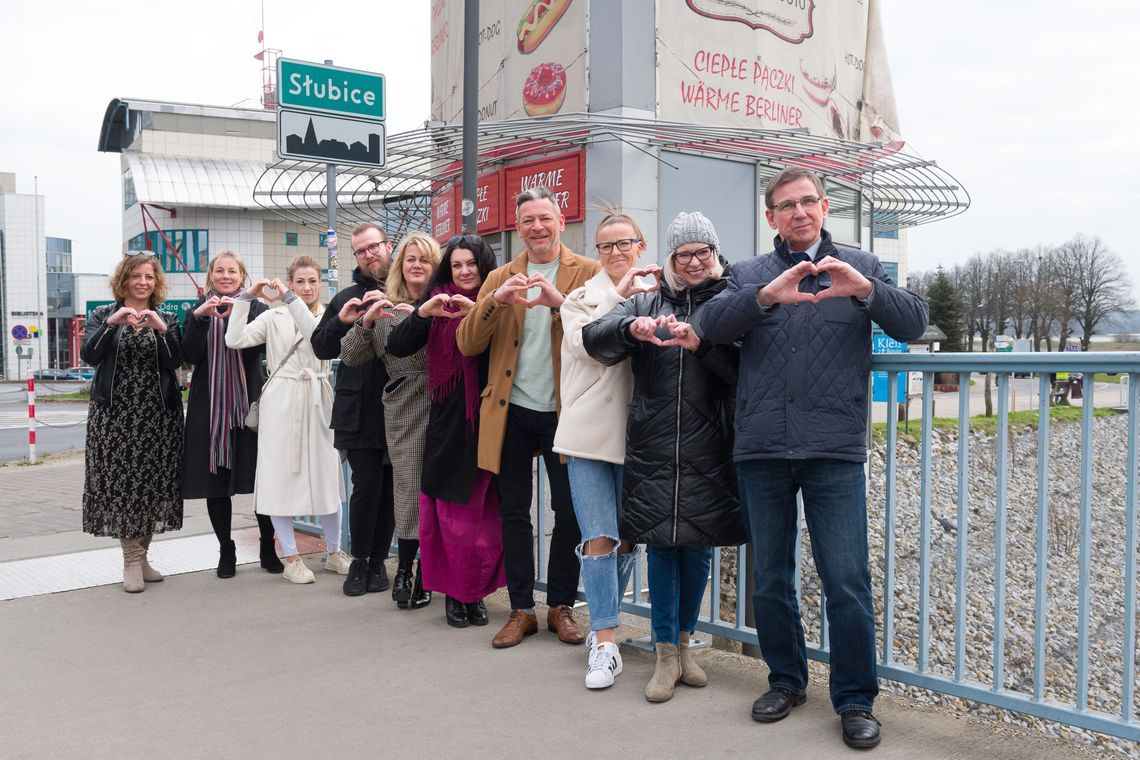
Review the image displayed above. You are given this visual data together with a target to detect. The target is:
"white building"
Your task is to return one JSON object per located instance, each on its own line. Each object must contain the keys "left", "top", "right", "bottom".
{"left": 97, "top": 98, "right": 334, "bottom": 307}
{"left": 0, "top": 173, "right": 47, "bottom": 380}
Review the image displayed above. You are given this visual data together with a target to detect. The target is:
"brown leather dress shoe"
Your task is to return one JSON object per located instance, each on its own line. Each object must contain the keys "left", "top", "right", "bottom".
{"left": 546, "top": 604, "right": 586, "bottom": 644}
{"left": 491, "top": 609, "right": 538, "bottom": 648}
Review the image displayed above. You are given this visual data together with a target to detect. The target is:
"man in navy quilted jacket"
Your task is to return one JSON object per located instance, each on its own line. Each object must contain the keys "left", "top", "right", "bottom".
{"left": 701, "top": 167, "right": 928, "bottom": 750}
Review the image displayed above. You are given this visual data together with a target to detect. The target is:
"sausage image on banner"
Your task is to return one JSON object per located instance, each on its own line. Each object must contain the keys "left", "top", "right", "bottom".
{"left": 523, "top": 62, "right": 567, "bottom": 116}
{"left": 517, "top": 0, "right": 571, "bottom": 54}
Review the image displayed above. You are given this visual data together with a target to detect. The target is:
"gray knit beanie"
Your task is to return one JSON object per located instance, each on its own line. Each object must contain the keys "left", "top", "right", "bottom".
{"left": 666, "top": 211, "right": 719, "bottom": 253}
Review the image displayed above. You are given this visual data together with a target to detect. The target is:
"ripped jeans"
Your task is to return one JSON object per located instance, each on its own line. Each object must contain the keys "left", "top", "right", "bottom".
{"left": 567, "top": 457, "right": 639, "bottom": 631}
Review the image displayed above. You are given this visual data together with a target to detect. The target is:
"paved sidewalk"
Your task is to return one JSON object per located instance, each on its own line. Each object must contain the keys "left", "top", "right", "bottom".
{"left": 0, "top": 453, "right": 1104, "bottom": 759}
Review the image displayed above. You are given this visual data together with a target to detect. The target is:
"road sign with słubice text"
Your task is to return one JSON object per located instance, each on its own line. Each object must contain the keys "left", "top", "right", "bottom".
{"left": 277, "top": 59, "right": 385, "bottom": 121}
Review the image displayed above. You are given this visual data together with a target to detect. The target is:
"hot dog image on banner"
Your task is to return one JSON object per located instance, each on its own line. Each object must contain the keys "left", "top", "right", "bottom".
{"left": 430, "top": 0, "right": 586, "bottom": 125}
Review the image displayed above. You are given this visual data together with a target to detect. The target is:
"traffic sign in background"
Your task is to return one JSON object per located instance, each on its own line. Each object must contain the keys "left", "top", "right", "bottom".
{"left": 277, "top": 59, "right": 385, "bottom": 121}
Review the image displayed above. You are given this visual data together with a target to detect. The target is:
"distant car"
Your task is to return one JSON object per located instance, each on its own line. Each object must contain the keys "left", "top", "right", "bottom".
{"left": 66, "top": 366, "right": 96, "bottom": 380}
{"left": 32, "top": 368, "right": 71, "bottom": 381}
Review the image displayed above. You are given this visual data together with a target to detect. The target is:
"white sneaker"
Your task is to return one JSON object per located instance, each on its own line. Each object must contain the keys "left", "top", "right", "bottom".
{"left": 586, "top": 630, "right": 597, "bottom": 652}
{"left": 283, "top": 557, "right": 316, "bottom": 584}
{"left": 323, "top": 550, "right": 352, "bottom": 575}
{"left": 585, "top": 642, "right": 623, "bottom": 689}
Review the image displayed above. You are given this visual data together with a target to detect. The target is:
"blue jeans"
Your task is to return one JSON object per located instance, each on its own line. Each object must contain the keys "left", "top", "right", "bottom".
{"left": 646, "top": 545, "right": 712, "bottom": 646}
{"left": 737, "top": 458, "right": 878, "bottom": 715}
{"left": 567, "top": 457, "right": 639, "bottom": 631}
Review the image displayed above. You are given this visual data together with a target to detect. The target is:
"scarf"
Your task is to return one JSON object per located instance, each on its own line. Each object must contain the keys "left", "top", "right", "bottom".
{"left": 207, "top": 289, "right": 250, "bottom": 473}
{"left": 426, "top": 282, "right": 481, "bottom": 430}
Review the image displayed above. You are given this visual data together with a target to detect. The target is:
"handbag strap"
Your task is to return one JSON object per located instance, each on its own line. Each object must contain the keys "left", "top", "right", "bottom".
{"left": 258, "top": 336, "right": 303, "bottom": 397}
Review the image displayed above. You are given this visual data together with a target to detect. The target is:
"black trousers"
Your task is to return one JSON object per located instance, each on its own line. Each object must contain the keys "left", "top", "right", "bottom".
{"left": 346, "top": 448, "right": 395, "bottom": 561}
{"left": 497, "top": 403, "right": 580, "bottom": 609}
{"left": 206, "top": 497, "right": 274, "bottom": 544}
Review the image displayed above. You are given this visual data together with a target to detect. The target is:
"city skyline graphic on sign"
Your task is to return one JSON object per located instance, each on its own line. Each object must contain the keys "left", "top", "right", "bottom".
{"left": 284, "top": 117, "right": 382, "bottom": 164}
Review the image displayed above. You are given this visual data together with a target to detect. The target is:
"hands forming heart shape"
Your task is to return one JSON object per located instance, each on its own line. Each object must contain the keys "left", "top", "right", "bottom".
{"left": 758, "top": 258, "right": 874, "bottom": 307}
{"left": 493, "top": 272, "right": 564, "bottom": 310}
{"left": 418, "top": 292, "right": 475, "bottom": 320}
{"left": 194, "top": 295, "right": 234, "bottom": 319}
{"left": 616, "top": 266, "right": 663, "bottom": 299}
{"left": 247, "top": 278, "right": 286, "bottom": 303}
{"left": 629, "top": 313, "right": 700, "bottom": 351}
{"left": 110, "top": 306, "right": 168, "bottom": 334}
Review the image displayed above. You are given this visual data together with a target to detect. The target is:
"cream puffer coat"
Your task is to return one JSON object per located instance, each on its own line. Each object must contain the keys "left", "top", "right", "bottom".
{"left": 552, "top": 268, "right": 634, "bottom": 465}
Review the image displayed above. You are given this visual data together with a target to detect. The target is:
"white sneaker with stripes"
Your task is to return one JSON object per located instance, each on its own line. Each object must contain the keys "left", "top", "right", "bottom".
{"left": 585, "top": 642, "right": 623, "bottom": 689}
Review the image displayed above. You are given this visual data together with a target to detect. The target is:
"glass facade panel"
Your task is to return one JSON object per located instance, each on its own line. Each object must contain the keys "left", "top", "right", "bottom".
{"left": 824, "top": 181, "right": 860, "bottom": 248}
{"left": 123, "top": 168, "right": 137, "bottom": 209}
{"left": 126, "top": 229, "right": 209, "bottom": 272}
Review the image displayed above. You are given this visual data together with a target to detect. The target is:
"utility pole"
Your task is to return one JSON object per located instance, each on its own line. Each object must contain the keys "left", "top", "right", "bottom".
{"left": 460, "top": 0, "right": 479, "bottom": 233}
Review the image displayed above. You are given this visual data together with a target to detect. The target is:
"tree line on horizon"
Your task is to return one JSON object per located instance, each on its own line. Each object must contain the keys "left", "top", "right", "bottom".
{"left": 908, "top": 234, "right": 1136, "bottom": 353}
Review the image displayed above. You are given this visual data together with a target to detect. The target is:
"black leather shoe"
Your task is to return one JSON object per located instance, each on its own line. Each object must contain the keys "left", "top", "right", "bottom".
{"left": 751, "top": 688, "right": 807, "bottom": 723}
{"left": 366, "top": 557, "right": 390, "bottom": 593}
{"left": 466, "top": 600, "right": 489, "bottom": 626}
{"left": 259, "top": 539, "right": 284, "bottom": 574}
{"left": 841, "top": 711, "right": 881, "bottom": 749}
{"left": 445, "top": 596, "right": 469, "bottom": 627}
{"left": 342, "top": 558, "right": 369, "bottom": 597}
{"left": 217, "top": 540, "right": 237, "bottom": 579}
{"left": 392, "top": 563, "right": 413, "bottom": 608}
{"left": 408, "top": 562, "right": 432, "bottom": 609}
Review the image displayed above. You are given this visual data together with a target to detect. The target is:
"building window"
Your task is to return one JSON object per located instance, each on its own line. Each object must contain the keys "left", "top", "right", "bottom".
{"left": 285, "top": 232, "right": 299, "bottom": 246}
{"left": 127, "top": 229, "right": 209, "bottom": 272}
{"left": 123, "top": 168, "right": 137, "bottom": 209}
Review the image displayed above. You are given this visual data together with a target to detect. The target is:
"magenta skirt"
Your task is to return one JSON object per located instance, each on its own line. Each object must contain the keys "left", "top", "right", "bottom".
{"left": 418, "top": 469, "right": 506, "bottom": 603}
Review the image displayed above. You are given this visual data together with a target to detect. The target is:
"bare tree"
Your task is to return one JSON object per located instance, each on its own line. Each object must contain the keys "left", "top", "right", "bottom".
{"left": 1062, "top": 234, "right": 1136, "bottom": 349}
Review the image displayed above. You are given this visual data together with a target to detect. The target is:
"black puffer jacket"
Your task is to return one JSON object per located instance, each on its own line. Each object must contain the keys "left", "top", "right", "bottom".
{"left": 582, "top": 276, "right": 746, "bottom": 547}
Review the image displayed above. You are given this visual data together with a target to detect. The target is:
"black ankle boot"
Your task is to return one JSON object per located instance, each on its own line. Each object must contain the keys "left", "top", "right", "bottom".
{"left": 445, "top": 596, "right": 469, "bottom": 627}
{"left": 260, "top": 538, "right": 284, "bottom": 574}
{"left": 466, "top": 599, "right": 489, "bottom": 626}
{"left": 217, "top": 540, "right": 237, "bottom": 579}
{"left": 392, "top": 563, "right": 413, "bottom": 608}
{"left": 342, "top": 558, "right": 369, "bottom": 597}
{"left": 409, "top": 561, "right": 432, "bottom": 609}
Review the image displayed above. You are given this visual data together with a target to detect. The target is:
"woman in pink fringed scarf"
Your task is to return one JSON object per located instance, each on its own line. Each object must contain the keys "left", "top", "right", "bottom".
{"left": 387, "top": 234, "right": 505, "bottom": 629}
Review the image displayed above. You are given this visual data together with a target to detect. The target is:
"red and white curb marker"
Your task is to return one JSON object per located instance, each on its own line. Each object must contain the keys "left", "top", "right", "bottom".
{"left": 26, "top": 370, "right": 36, "bottom": 464}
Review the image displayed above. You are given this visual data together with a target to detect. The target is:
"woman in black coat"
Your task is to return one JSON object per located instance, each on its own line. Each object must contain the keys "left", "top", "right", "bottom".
{"left": 181, "top": 251, "right": 281, "bottom": 577}
{"left": 583, "top": 211, "right": 745, "bottom": 703}
{"left": 386, "top": 234, "right": 505, "bottom": 628}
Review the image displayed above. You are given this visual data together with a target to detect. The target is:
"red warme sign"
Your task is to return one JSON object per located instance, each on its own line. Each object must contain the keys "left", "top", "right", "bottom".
{"left": 431, "top": 150, "right": 584, "bottom": 243}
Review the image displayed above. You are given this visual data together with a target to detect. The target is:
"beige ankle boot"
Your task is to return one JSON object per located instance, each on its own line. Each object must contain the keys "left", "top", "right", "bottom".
{"left": 138, "top": 534, "right": 164, "bottom": 583}
{"left": 645, "top": 643, "right": 681, "bottom": 703}
{"left": 679, "top": 632, "right": 708, "bottom": 687}
{"left": 121, "top": 539, "right": 145, "bottom": 593}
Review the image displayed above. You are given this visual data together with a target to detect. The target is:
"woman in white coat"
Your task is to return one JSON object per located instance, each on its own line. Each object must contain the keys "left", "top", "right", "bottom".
{"left": 553, "top": 210, "right": 661, "bottom": 689}
{"left": 224, "top": 255, "right": 344, "bottom": 584}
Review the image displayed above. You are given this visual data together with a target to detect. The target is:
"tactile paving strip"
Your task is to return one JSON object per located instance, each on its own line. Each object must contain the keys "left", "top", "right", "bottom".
{"left": 0, "top": 527, "right": 328, "bottom": 601}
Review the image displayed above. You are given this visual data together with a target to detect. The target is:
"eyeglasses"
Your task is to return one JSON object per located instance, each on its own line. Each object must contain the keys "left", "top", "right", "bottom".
{"left": 595, "top": 238, "right": 641, "bottom": 256}
{"left": 446, "top": 234, "right": 483, "bottom": 249}
{"left": 771, "top": 196, "right": 822, "bottom": 215}
{"left": 124, "top": 250, "right": 157, "bottom": 257}
{"left": 671, "top": 246, "right": 715, "bottom": 265}
{"left": 353, "top": 241, "right": 389, "bottom": 257}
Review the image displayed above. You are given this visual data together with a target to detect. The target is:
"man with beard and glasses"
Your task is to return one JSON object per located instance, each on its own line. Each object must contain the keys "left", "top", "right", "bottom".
{"left": 311, "top": 222, "right": 397, "bottom": 596}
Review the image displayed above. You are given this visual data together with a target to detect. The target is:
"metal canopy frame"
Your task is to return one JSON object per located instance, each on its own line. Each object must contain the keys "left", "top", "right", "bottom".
{"left": 253, "top": 112, "right": 969, "bottom": 235}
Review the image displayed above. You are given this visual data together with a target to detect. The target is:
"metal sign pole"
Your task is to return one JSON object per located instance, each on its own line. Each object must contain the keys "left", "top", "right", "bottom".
{"left": 324, "top": 58, "right": 339, "bottom": 299}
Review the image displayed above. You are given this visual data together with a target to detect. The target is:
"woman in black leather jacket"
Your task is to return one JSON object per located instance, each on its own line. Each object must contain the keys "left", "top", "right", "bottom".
{"left": 80, "top": 253, "right": 184, "bottom": 593}
{"left": 583, "top": 211, "right": 745, "bottom": 703}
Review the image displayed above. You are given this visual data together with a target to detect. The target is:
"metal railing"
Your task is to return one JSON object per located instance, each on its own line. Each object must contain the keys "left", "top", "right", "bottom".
{"left": 531, "top": 351, "right": 1140, "bottom": 742}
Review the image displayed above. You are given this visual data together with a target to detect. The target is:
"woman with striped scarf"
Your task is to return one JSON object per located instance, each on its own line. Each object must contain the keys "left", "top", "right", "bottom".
{"left": 182, "top": 251, "right": 282, "bottom": 578}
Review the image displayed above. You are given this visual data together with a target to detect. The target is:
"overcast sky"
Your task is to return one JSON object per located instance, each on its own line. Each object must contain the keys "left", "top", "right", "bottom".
{"left": 2, "top": 1, "right": 1138, "bottom": 305}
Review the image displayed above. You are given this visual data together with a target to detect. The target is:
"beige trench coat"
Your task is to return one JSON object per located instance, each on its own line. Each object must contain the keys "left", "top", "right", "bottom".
{"left": 225, "top": 298, "right": 338, "bottom": 516}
